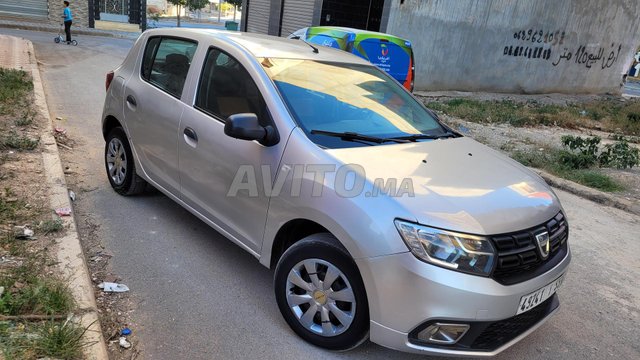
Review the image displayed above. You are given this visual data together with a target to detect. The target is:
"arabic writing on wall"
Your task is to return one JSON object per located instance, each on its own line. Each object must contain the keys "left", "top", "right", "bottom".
{"left": 503, "top": 28, "right": 623, "bottom": 71}
{"left": 552, "top": 43, "right": 622, "bottom": 69}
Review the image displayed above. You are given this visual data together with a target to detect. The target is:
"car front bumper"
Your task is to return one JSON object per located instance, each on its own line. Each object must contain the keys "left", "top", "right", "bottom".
{"left": 355, "top": 247, "right": 571, "bottom": 356}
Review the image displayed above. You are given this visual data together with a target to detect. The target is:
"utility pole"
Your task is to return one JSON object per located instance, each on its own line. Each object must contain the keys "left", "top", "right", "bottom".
{"left": 141, "top": 0, "right": 147, "bottom": 31}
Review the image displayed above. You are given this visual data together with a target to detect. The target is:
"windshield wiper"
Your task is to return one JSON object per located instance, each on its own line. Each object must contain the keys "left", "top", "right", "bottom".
{"left": 310, "top": 130, "right": 411, "bottom": 144}
{"left": 389, "top": 132, "right": 458, "bottom": 142}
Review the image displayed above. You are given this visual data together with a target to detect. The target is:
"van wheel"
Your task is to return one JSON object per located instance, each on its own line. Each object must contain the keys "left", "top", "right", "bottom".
{"left": 274, "top": 233, "right": 369, "bottom": 351}
{"left": 105, "top": 127, "right": 147, "bottom": 196}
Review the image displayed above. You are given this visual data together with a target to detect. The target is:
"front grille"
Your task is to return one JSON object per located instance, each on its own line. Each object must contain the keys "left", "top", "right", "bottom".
{"left": 469, "top": 296, "right": 555, "bottom": 350}
{"left": 490, "top": 212, "right": 568, "bottom": 285}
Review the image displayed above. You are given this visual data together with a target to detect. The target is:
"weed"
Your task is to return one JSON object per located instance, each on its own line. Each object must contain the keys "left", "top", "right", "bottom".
{"left": 600, "top": 139, "right": 640, "bottom": 169}
{"left": 423, "top": 97, "right": 640, "bottom": 135}
{"left": 37, "top": 219, "right": 64, "bottom": 235}
{"left": 0, "top": 278, "right": 75, "bottom": 317}
{"left": 560, "top": 135, "right": 639, "bottom": 169}
{"left": 14, "top": 109, "right": 36, "bottom": 127}
{"left": 510, "top": 148, "right": 625, "bottom": 192}
{"left": 0, "top": 319, "right": 87, "bottom": 360}
{"left": 0, "top": 131, "right": 39, "bottom": 151}
{"left": 33, "top": 319, "right": 86, "bottom": 359}
{"left": 0, "top": 69, "right": 33, "bottom": 116}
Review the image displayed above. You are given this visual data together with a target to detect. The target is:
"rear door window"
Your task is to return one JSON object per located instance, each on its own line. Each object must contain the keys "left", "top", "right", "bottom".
{"left": 141, "top": 37, "right": 198, "bottom": 98}
{"left": 195, "top": 48, "right": 269, "bottom": 125}
{"left": 357, "top": 39, "right": 410, "bottom": 84}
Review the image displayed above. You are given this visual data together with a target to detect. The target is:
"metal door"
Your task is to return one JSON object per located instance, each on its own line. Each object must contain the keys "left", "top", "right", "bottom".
{"left": 280, "top": 0, "right": 315, "bottom": 36}
{"left": 0, "top": 0, "right": 48, "bottom": 18}
{"left": 246, "top": 0, "right": 270, "bottom": 34}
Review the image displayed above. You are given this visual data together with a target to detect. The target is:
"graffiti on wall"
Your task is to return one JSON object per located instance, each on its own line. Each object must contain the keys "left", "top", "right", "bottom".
{"left": 503, "top": 28, "right": 623, "bottom": 71}
{"left": 552, "top": 43, "right": 622, "bottom": 69}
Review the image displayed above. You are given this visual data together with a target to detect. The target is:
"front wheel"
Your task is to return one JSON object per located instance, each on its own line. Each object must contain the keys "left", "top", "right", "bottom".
{"left": 54, "top": 36, "right": 60, "bottom": 43}
{"left": 105, "top": 127, "right": 147, "bottom": 195}
{"left": 274, "top": 233, "right": 369, "bottom": 351}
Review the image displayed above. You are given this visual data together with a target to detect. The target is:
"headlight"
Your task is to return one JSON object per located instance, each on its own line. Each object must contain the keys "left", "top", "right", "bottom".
{"left": 394, "top": 220, "right": 496, "bottom": 276}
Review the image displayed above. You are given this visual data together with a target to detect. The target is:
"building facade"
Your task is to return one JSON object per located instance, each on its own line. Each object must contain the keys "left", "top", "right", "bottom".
{"left": 241, "top": 0, "right": 640, "bottom": 94}
{"left": 0, "top": 0, "right": 90, "bottom": 27}
{"left": 0, "top": 0, "right": 145, "bottom": 27}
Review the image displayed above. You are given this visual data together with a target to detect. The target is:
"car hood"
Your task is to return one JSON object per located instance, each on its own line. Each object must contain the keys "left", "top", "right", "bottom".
{"left": 326, "top": 137, "right": 561, "bottom": 235}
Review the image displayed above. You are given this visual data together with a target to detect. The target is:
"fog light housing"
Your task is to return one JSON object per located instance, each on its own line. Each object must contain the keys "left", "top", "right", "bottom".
{"left": 417, "top": 323, "right": 470, "bottom": 345}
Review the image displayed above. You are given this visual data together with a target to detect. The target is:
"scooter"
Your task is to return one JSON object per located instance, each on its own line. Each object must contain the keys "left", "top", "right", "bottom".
{"left": 54, "top": 23, "right": 78, "bottom": 46}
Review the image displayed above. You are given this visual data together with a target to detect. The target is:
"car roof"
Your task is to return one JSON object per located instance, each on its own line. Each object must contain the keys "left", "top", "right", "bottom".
{"left": 144, "top": 28, "right": 372, "bottom": 65}
{"left": 307, "top": 26, "right": 410, "bottom": 42}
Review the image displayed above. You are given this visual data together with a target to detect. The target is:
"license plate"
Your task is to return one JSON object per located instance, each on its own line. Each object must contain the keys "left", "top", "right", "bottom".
{"left": 516, "top": 275, "right": 564, "bottom": 315}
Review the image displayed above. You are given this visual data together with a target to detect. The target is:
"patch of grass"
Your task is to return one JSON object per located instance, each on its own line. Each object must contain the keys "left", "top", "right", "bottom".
{"left": 0, "top": 131, "right": 39, "bottom": 151}
{"left": 33, "top": 319, "right": 86, "bottom": 359}
{"left": 0, "top": 69, "right": 33, "bottom": 116}
{"left": 424, "top": 97, "right": 640, "bottom": 135}
{"left": 557, "top": 168, "right": 624, "bottom": 192}
{"left": 0, "top": 278, "right": 74, "bottom": 316}
{"left": 14, "top": 109, "right": 36, "bottom": 127}
{"left": 510, "top": 149, "right": 625, "bottom": 192}
{"left": 0, "top": 319, "right": 87, "bottom": 360}
{"left": 37, "top": 219, "right": 64, "bottom": 235}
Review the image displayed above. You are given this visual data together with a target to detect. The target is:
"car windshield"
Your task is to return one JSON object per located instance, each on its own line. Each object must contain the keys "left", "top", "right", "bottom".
{"left": 259, "top": 58, "right": 448, "bottom": 148}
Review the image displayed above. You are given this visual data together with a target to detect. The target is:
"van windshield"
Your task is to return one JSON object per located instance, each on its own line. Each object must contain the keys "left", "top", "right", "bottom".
{"left": 259, "top": 58, "right": 447, "bottom": 148}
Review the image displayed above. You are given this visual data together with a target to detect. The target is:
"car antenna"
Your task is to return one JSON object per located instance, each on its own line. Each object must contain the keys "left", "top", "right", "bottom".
{"left": 283, "top": 26, "right": 319, "bottom": 54}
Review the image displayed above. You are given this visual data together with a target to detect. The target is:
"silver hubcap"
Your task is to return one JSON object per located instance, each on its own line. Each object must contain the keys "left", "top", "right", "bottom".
{"left": 286, "top": 259, "right": 356, "bottom": 337}
{"left": 106, "top": 138, "right": 127, "bottom": 186}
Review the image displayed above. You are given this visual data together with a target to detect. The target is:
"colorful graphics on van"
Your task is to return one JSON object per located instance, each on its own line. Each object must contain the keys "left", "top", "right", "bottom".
{"left": 291, "top": 26, "right": 415, "bottom": 91}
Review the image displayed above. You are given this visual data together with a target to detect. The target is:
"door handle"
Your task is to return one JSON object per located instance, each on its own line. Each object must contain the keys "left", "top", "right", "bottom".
{"left": 126, "top": 95, "right": 137, "bottom": 107}
{"left": 184, "top": 127, "right": 198, "bottom": 143}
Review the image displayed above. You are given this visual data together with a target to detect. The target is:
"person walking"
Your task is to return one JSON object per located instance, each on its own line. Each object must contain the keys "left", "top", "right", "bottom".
{"left": 62, "top": 1, "right": 73, "bottom": 44}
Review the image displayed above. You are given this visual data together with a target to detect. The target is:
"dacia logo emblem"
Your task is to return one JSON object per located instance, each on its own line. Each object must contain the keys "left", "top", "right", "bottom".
{"left": 535, "top": 232, "right": 550, "bottom": 260}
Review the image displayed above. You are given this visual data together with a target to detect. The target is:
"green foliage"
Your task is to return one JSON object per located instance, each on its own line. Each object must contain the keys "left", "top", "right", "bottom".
{"left": 0, "top": 69, "right": 33, "bottom": 116}
{"left": 0, "top": 131, "right": 39, "bottom": 151}
{"left": 424, "top": 97, "right": 640, "bottom": 135}
{"left": 187, "top": 0, "right": 209, "bottom": 11}
{"left": 599, "top": 139, "right": 640, "bottom": 169}
{"left": 37, "top": 219, "right": 64, "bottom": 235}
{"left": 510, "top": 148, "right": 625, "bottom": 192}
{"left": 560, "top": 135, "right": 639, "bottom": 169}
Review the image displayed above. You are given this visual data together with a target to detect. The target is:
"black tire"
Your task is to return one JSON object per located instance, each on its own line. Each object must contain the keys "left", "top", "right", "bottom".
{"left": 274, "top": 233, "right": 369, "bottom": 351}
{"left": 54, "top": 37, "right": 60, "bottom": 43}
{"left": 104, "top": 127, "right": 147, "bottom": 196}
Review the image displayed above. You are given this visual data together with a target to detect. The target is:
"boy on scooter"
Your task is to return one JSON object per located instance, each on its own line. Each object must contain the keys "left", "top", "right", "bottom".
{"left": 62, "top": 1, "right": 73, "bottom": 44}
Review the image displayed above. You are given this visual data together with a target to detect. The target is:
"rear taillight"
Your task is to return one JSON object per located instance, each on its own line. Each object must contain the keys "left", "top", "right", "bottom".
{"left": 106, "top": 71, "right": 114, "bottom": 91}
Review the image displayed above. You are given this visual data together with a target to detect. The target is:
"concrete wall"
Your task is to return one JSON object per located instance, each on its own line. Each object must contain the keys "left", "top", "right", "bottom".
{"left": 385, "top": 0, "right": 640, "bottom": 94}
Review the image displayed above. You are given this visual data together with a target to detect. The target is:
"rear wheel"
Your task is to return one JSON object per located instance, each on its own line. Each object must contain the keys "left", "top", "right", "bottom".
{"left": 54, "top": 37, "right": 60, "bottom": 43}
{"left": 274, "top": 233, "right": 369, "bottom": 351}
{"left": 105, "top": 127, "right": 147, "bottom": 195}
{"left": 71, "top": 40, "right": 78, "bottom": 46}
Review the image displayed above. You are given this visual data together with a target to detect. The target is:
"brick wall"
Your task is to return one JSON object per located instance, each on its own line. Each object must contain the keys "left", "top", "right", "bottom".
{"left": 50, "top": 1, "right": 88, "bottom": 27}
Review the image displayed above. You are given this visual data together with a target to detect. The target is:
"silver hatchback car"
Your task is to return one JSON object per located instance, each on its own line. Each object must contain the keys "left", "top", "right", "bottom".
{"left": 102, "top": 28, "right": 570, "bottom": 356}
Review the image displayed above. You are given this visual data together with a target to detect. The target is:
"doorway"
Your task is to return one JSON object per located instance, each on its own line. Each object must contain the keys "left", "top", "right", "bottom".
{"left": 320, "top": 0, "right": 385, "bottom": 32}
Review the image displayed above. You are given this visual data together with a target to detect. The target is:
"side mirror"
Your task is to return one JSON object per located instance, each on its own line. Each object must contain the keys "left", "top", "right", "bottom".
{"left": 224, "top": 113, "right": 278, "bottom": 146}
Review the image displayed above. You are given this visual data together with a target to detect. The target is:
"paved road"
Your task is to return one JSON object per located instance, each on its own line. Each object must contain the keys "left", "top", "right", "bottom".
{"left": 624, "top": 79, "right": 640, "bottom": 97}
{"left": 1, "top": 28, "right": 638, "bottom": 360}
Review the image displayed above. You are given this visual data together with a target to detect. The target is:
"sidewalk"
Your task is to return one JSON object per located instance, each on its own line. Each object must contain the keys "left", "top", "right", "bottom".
{"left": 0, "top": 19, "right": 140, "bottom": 39}
{"left": 0, "top": 34, "right": 109, "bottom": 360}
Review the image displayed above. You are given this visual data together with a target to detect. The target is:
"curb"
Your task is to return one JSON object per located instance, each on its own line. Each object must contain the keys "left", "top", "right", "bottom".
{"left": 26, "top": 40, "right": 110, "bottom": 359}
{"left": 533, "top": 168, "right": 640, "bottom": 216}
{"left": 0, "top": 22, "right": 139, "bottom": 39}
